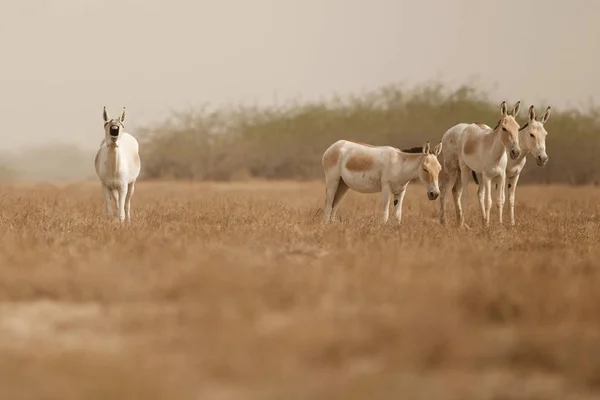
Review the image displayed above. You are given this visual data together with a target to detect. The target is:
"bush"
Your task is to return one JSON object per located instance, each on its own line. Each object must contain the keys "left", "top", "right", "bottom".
{"left": 138, "top": 82, "right": 600, "bottom": 184}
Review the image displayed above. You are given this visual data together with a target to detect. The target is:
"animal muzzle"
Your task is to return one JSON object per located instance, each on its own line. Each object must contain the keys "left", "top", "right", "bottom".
{"left": 109, "top": 126, "right": 120, "bottom": 138}
{"left": 427, "top": 188, "right": 440, "bottom": 201}
{"left": 509, "top": 146, "right": 521, "bottom": 160}
{"left": 536, "top": 153, "right": 548, "bottom": 166}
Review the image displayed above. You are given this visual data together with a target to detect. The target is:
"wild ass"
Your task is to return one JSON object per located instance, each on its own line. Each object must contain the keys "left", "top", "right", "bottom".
{"left": 469, "top": 105, "right": 551, "bottom": 225}
{"left": 94, "top": 106, "right": 141, "bottom": 223}
{"left": 321, "top": 139, "right": 443, "bottom": 224}
{"left": 438, "top": 101, "right": 521, "bottom": 228}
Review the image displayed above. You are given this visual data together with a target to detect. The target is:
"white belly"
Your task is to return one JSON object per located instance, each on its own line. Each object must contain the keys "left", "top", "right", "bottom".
{"left": 341, "top": 168, "right": 382, "bottom": 193}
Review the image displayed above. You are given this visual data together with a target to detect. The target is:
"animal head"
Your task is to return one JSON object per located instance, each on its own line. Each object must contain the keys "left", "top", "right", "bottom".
{"left": 103, "top": 106, "right": 126, "bottom": 145}
{"left": 497, "top": 101, "right": 522, "bottom": 160}
{"left": 418, "top": 141, "right": 443, "bottom": 201}
{"left": 522, "top": 105, "right": 551, "bottom": 166}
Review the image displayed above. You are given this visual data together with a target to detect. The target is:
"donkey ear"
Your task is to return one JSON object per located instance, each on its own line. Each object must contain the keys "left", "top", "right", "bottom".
{"left": 541, "top": 106, "right": 551, "bottom": 124}
{"left": 510, "top": 101, "right": 521, "bottom": 117}
{"left": 528, "top": 105, "right": 536, "bottom": 122}
{"left": 432, "top": 141, "right": 443, "bottom": 156}
{"left": 103, "top": 106, "right": 110, "bottom": 122}
{"left": 422, "top": 141, "right": 430, "bottom": 154}
{"left": 120, "top": 107, "right": 126, "bottom": 123}
{"left": 500, "top": 101, "right": 508, "bottom": 116}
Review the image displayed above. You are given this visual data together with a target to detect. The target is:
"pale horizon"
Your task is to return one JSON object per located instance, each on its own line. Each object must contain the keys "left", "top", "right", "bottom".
{"left": 0, "top": 0, "right": 597, "bottom": 154}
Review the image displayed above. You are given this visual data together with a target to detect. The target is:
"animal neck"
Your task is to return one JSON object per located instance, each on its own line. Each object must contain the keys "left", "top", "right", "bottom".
{"left": 518, "top": 127, "right": 532, "bottom": 156}
{"left": 487, "top": 127, "right": 510, "bottom": 164}
{"left": 396, "top": 152, "right": 424, "bottom": 182}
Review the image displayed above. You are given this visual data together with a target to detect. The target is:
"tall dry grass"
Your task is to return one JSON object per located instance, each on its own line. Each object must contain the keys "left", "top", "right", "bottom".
{"left": 138, "top": 82, "right": 600, "bottom": 184}
{"left": 1, "top": 180, "right": 600, "bottom": 399}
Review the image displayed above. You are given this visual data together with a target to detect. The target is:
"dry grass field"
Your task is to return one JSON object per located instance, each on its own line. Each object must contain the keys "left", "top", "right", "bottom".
{"left": 1, "top": 180, "right": 600, "bottom": 400}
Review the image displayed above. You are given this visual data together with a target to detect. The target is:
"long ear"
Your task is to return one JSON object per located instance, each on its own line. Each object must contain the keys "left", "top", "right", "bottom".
{"left": 432, "top": 141, "right": 443, "bottom": 156}
{"left": 500, "top": 101, "right": 508, "bottom": 116}
{"left": 103, "top": 106, "right": 110, "bottom": 122}
{"left": 422, "top": 141, "right": 430, "bottom": 154}
{"left": 510, "top": 101, "right": 521, "bottom": 117}
{"left": 528, "top": 105, "right": 536, "bottom": 122}
{"left": 541, "top": 106, "right": 551, "bottom": 124}
{"left": 120, "top": 107, "right": 126, "bottom": 123}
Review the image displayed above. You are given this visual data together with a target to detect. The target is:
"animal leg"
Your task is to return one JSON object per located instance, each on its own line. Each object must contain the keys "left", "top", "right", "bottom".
{"left": 116, "top": 184, "right": 127, "bottom": 223}
{"left": 477, "top": 174, "right": 486, "bottom": 225}
{"left": 330, "top": 180, "right": 349, "bottom": 221}
{"left": 451, "top": 171, "right": 462, "bottom": 225}
{"left": 102, "top": 184, "right": 113, "bottom": 217}
{"left": 457, "top": 161, "right": 471, "bottom": 228}
{"left": 111, "top": 189, "right": 118, "bottom": 211}
{"left": 507, "top": 174, "right": 520, "bottom": 226}
{"left": 481, "top": 174, "right": 493, "bottom": 226}
{"left": 381, "top": 185, "right": 392, "bottom": 223}
{"left": 394, "top": 184, "right": 408, "bottom": 224}
{"left": 125, "top": 182, "right": 135, "bottom": 223}
{"left": 494, "top": 173, "right": 506, "bottom": 225}
{"left": 323, "top": 176, "right": 341, "bottom": 223}
{"left": 439, "top": 167, "right": 457, "bottom": 225}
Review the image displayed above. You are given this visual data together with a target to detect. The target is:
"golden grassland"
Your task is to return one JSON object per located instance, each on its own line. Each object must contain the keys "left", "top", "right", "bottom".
{"left": 1, "top": 180, "right": 600, "bottom": 399}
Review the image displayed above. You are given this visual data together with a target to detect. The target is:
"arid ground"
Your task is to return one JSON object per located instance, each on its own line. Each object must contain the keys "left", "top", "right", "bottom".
{"left": 1, "top": 180, "right": 600, "bottom": 400}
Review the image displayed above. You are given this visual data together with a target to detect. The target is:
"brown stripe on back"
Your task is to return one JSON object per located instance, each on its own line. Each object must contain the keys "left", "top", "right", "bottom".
{"left": 401, "top": 146, "right": 423, "bottom": 154}
{"left": 322, "top": 146, "right": 341, "bottom": 170}
{"left": 345, "top": 152, "right": 373, "bottom": 172}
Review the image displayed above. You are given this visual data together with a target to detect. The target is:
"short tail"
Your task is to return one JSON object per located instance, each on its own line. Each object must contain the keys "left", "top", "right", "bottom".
{"left": 471, "top": 171, "right": 479, "bottom": 185}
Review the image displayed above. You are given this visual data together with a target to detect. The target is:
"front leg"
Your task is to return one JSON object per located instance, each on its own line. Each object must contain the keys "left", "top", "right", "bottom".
{"left": 394, "top": 184, "right": 408, "bottom": 224}
{"left": 125, "top": 182, "right": 136, "bottom": 223}
{"left": 494, "top": 172, "right": 506, "bottom": 225}
{"left": 483, "top": 175, "right": 493, "bottom": 226}
{"left": 116, "top": 184, "right": 128, "bottom": 223}
{"left": 102, "top": 184, "right": 113, "bottom": 217}
{"left": 477, "top": 174, "right": 485, "bottom": 224}
{"left": 381, "top": 185, "right": 392, "bottom": 223}
{"left": 507, "top": 174, "right": 520, "bottom": 226}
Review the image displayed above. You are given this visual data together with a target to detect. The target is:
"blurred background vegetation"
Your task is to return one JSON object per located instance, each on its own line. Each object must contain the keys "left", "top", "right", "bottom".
{"left": 2, "top": 82, "right": 599, "bottom": 184}
{"left": 137, "top": 82, "right": 600, "bottom": 185}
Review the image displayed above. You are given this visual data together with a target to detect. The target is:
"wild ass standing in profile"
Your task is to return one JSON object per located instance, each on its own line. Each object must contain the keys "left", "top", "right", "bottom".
{"left": 321, "top": 139, "right": 443, "bottom": 224}
{"left": 469, "top": 105, "right": 551, "bottom": 226}
{"left": 94, "top": 106, "right": 141, "bottom": 223}
{"left": 438, "top": 101, "right": 521, "bottom": 228}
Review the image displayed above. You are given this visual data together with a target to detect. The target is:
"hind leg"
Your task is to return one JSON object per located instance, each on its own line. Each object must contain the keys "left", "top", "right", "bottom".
{"left": 323, "top": 175, "right": 341, "bottom": 223}
{"left": 451, "top": 171, "right": 463, "bottom": 225}
{"left": 440, "top": 167, "right": 458, "bottom": 225}
{"left": 456, "top": 161, "right": 471, "bottom": 228}
{"left": 330, "top": 180, "right": 349, "bottom": 221}
{"left": 394, "top": 183, "right": 408, "bottom": 224}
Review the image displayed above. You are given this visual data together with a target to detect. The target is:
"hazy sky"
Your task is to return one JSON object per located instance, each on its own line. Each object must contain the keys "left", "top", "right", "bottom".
{"left": 0, "top": 0, "right": 597, "bottom": 151}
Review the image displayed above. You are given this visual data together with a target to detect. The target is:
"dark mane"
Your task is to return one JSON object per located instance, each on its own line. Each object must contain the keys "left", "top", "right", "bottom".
{"left": 400, "top": 146, "right": 424, "bottom": 154}
{"left": 492, "top": 119, "right": 501, "bottom": 130}
{"left": 519, "top": 122, "right": 529, "bottom": 131}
